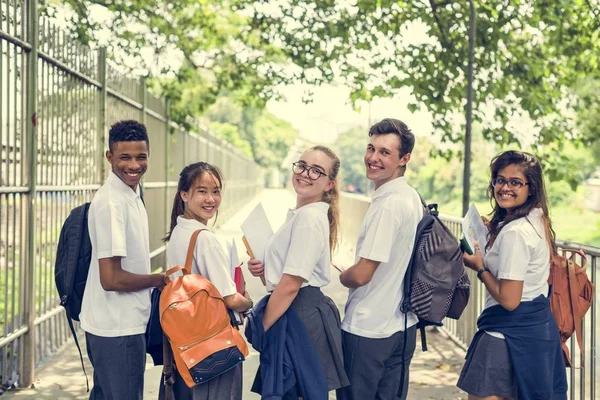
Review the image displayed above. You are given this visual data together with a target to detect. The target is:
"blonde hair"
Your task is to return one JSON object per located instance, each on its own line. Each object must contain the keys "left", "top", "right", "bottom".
{"left": 308, "top": 145, "right": 340, "bottom": 255}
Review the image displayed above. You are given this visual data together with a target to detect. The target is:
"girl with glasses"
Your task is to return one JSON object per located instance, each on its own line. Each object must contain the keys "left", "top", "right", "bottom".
{"left": 247, "top": 146, "right": 350, "bottom": 398}
{"left": 457, "top": 150, "right": 567, "bottom": 400}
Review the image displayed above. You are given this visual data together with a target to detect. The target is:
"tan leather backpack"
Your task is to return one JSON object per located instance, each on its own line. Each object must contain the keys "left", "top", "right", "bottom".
{"left": 548, "top": 249, "right": 594, "bottom": 367}
{"left": 160, "top": 229, "right": 248, "bottom": 390}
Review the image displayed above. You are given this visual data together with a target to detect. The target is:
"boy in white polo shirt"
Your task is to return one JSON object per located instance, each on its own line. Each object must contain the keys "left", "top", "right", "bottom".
{"left": 80, "top": 120, "right": 165, "bottom": 400}
{"left": 339, "top": 118, "right": 423, "bottom": 400}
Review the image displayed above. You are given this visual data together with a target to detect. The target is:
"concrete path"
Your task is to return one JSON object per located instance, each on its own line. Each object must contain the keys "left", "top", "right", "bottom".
{"left": 3, "top": 189, "right": 466, "bottom": 399}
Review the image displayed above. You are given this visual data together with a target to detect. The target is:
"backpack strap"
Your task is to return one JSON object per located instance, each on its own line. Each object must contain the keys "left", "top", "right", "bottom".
{"left": 184, "top": 229, "right": 207, "bottom": 274}
{"left": 566, "top": 257, "right": 585, "bottom": 368}
{"left": 162, "top": 333, "right": 175, "bottom": 400}
{"left": 66, "top": 313, "right": 89, "bottom": 392}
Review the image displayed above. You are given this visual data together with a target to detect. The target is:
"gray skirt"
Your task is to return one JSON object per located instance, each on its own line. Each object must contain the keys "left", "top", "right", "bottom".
{"left": 290, "top": 286, "right": 350, "bottom": 391}
{"left": 158, "top": 363, "right": 242, "bottom": 400}
{"left": 457, "top": 332, "right": 518, "bottom": 399}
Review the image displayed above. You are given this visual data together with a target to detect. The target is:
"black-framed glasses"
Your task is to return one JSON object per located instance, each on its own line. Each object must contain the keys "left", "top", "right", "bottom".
{"left": 292, "top": 162, "right": 328, "bottom": 180}
{"left": 491, "top": 177, "right": 529, "bottom": 190}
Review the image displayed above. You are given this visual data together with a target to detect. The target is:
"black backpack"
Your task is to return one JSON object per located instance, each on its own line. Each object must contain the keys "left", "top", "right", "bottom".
{"left": 55, "top": 203, "right": 92, "bottom": 322}
{"left": 54, "top": 202, "right": 92, "bottom": 390}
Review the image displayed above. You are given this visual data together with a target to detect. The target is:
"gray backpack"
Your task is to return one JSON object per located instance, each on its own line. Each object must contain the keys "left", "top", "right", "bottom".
{"left": 398, "top": 197, "right": 471, "bottom": 397}
{"left": 400, "top": 197, "right": 471, "bottom": 348}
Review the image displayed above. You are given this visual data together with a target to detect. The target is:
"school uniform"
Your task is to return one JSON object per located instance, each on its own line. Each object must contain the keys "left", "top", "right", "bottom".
{"left": 158, "top": 216, "right": 241, "bottom": 400}
{"left": 457, "top": 208, "right": 567, "bottom": 398}
{"left": 261, "top": 201, "right": 349, "bottom": 393}
{"left": 80, "top": 171, "right": 150, "bottom": 400}
{"left": 340, "top": 176, "right": 423, "bottom": 400}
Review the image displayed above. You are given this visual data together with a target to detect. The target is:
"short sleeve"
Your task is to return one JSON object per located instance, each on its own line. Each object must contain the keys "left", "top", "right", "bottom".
{"left": 282, "top": 212, "right": 327, "bottom": 281}
{"left": 94, "top": 203, "right": 127, "bottom": 259}
{"left": 357, "top": 205, "right": 400, "bottom": 263}
{"left": 196, "top": 236, "right": 237, "bottom": 298}
{"left": 495, "top": 228, "right": 531, "bottom": 281}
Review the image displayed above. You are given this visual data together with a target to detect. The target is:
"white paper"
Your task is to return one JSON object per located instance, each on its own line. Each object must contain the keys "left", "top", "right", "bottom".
{"left": 240, "top": 203, "right": 274, "bottom": 262}
{"left": 462, "top": 204, "right": 489, "bottom": 254}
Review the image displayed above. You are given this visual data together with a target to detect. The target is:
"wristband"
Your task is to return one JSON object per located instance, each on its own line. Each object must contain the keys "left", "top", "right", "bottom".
{"left": 477, "top": 267, "right": 490, "bottom": 281}
{"left": 245, "top": 298, "right": 254, "bottom": 312}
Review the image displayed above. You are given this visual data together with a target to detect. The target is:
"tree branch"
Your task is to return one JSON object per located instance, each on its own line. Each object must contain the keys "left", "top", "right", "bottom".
{"left": 428, "top": 0, "right": 451, "bottom": 51}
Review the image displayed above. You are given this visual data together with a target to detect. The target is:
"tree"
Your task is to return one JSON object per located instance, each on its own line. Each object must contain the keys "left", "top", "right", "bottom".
{"left": 201, "top": 96, "right": 299, "bottom": 168}
{"left": 46, "top": 0, "right": 289, "bottom": 129}
{"left": 335, "top": 127, "right": 368, "bottom": 193}
{"left": 252, "top": 112, "right": 298, "bottom": 168}
{"left": 240, "top": 0, "right": 600, "bottom": 184}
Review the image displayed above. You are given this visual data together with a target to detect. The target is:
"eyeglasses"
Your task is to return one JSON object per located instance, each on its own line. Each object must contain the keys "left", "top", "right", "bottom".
{"left": 491, "top": 177, "right": 529, "bottom": 190}
{"left": 292, "top": 162, "right": 328, "bottom": 180}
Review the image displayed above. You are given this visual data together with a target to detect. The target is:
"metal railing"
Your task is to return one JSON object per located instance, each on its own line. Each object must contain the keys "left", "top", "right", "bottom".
{"left": 0, "top": 0, "right": 261, "bottom": 388}
{"left": 340, "top": 193, "right": 598, "bottom": 400}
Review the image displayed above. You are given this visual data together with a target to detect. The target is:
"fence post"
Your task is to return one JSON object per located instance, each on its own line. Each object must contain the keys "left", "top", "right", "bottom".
{"left": 164, "top": 98, "right": 171, "bottom": 249}
{"left": 22, "top": 0, "right": 39, "bottom": 388}
{"left": 97, "top": 47, "right": 107, "bottom": 181}
{"left": 140, "top": 77, "right": 147, "bottom": 125}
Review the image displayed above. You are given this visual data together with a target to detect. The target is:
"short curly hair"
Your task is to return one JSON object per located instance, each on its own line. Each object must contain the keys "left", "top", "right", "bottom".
{"left": 108, "top": 120, "right": 149, "bottom": 151}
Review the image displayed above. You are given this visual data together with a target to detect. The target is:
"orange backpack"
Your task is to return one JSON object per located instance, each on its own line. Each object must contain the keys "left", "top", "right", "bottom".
{"left": 160, "top": 229, "right": 248, "bottom": 389}
{"left": 548, "top": 249, "right": 594, "bottom": 367}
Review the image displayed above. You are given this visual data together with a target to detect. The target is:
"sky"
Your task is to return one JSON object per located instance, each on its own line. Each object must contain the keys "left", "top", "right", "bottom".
{"left": 266, "top": 84, "right": 434, "bottom": 144}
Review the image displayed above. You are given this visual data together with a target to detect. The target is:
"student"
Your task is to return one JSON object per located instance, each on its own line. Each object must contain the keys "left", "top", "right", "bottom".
{"left": 160, "top": 161, "right": 253, "bottom": 400}
{"left": 338, "top": 118, "right": 423, "bottom": 400}
{"left": 458, "top": 150, "right": 567, "bottom": 400}
{"left": 80, "top": 120, "right": 165, "bottom": 400}
{"left": 247, "top": 145, "right": 350, "bottom": 397}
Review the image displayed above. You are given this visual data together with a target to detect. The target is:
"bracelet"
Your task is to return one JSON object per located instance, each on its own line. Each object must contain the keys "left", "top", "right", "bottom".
{"left": 245, "top": 298, "right": 254, "bottom": 312}
{"left": 477, "top": 267, "right": 490, "bottom": 281}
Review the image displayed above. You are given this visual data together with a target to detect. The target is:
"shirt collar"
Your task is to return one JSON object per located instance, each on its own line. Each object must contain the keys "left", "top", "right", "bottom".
{"left": 107, "top": 171, "right": 140, "bottom": 202}
{"left": 288, "top": 201, "right": 330, "bottom": 216}
{"left": 372, "top": 176, "right": 408, "bottom": 200}
{"left": 176, "top": 215, "right": 210, "bottom": 231}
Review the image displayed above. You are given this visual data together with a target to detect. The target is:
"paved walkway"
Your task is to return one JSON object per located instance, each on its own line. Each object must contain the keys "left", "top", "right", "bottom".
{"left": 4, "top": 189, "right": 466, "bottom": 399}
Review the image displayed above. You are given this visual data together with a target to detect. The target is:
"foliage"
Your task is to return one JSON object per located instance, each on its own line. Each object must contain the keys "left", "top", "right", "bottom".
{"left": 334, "top": 127, "right": 369, "bottom": 193}
{"left": 208, "top": 122, "right": 253, "bottom": 158}
{"left": 240, "top": 0, "right": 600, "bottom": 183}
{"left": 252, "top": 112, "right": 298, "bottom": 168}
{"left": 51, "top": 0, "right": 600, "bottom": 187}
{"left": 572, "top": 77, "right": 600, "bottom": 160}
{"left": 45, "top": 0, "right": 289, "bottom": 129}
{"left": 201, "top": 97, "right": 298, "bottom": 168}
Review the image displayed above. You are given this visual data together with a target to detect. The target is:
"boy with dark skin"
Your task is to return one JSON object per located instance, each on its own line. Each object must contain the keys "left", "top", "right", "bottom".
{"left": 80, "top": 120, "right": 164, "bottom": 400}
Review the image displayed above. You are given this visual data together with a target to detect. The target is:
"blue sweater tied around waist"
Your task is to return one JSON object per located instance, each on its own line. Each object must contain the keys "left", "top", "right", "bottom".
{"left": 245, "top": 295, "right": 328, "bottom": 400}
{"left": 467, "top": 295, "right": 567, "bottom": 400}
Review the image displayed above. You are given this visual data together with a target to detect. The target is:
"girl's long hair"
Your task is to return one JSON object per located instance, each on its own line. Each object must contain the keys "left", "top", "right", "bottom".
{"left": 308, "top": 146, "right": 341, "bottom": 255}
{"left": 163, "top": 162, "right": 224, "bottom": 242}
{"left": 487, "top": 150, "right": 556, "bottom": 254}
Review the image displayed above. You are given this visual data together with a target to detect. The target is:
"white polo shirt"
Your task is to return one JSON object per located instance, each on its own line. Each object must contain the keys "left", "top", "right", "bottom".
{"left": 264, "top": 202, "right": 331, "bottom": 293}
{"left": 80, "top": 171, "right": 152, "bottom": 337}
{"left": 167, "top": 217, "right": 237, "bottom": 298}
{"left": 484, "top": 208, "right": 550, "bottom": 339}
{"left": 342, "top": 177, "right": 423, "bottom": 339}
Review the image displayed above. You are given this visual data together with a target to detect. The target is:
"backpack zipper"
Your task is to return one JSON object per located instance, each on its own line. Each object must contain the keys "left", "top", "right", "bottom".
{"left": 177, "top": 321, "right": 230, "bottom": 351}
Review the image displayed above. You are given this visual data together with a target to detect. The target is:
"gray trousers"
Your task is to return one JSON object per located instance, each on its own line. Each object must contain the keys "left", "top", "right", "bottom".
{"left": 85, "top": 332, "right": 146, "bottom": 400}
{"left": 340, "top": 326, "right": 417, "bottom": 400}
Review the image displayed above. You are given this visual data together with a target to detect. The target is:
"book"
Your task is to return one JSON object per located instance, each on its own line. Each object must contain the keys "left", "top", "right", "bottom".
{"left": 461, "top": 204, "right": 489, "bottom": 255}
{"left": 228, "top": 238, "right": 246, "bottom": 294}
{"left": 227, "top": 239, "right": 245, "bottom": 326}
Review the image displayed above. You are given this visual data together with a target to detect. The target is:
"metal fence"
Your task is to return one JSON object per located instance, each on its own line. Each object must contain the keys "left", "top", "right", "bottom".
{"left": 0, "top": 0, "right": 261, "bottom": 388}
{"left": 340, "top": 193, "right": 598, "bottom": 400}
